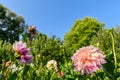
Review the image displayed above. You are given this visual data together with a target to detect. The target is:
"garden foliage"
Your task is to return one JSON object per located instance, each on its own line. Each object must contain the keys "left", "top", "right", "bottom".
{"left": 0, "top": 17, "right": 120, "bottom": 80}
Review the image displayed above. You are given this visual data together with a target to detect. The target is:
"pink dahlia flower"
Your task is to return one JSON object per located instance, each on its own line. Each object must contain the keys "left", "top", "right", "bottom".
{"left": 71, "top": 45, "right": 106, "bottom": 75}
{"left": 5, "top": 61, "right": 11, "bottom": 67}
{"left": 20, "top": 55, "right": 33, "bottom": 64}
{"left": 28, "top": 25, "right": 37, "bottom": 35}
{"left": 46, "top": 60, "right": 57, "bottom": 70}
{"left": 58, "top": 71, "right": 64, "bottom": 77}
{"left": 18, "top": 48, "right": 30, "bottom": 55}
{"left": 13, "top": 41, "right": 26, "bottom": 52}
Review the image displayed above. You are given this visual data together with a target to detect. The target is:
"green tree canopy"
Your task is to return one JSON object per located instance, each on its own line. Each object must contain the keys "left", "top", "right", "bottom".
{"left": 64, "top": 17, "right": 104, "bottom": 53}
{"left": 0, "top": 4, "right": 25, "bottom": 43}
{"left": 90, "top": 28, "right": 112, "bottom": 54}
{"left": 91, "top": 26, "right": 120, "bottom": 55}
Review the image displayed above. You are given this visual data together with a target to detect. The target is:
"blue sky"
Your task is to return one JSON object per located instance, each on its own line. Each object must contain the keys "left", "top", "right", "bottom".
{"left": 0, "top": 0, "right": 120, "bottom": 40}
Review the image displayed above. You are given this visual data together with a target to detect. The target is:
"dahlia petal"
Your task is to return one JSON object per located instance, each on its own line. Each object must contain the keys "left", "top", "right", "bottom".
{"left": 13, "top": 41, "right": 27, "bottom": 52}
{"left": 71, "top": 45, "right": 106, "bottom": 75}
{"left": 18, "top": 48, "right": 30, "bottom": 55}
{"left": 20, "top": 55, "right": 33, "bottom": 64}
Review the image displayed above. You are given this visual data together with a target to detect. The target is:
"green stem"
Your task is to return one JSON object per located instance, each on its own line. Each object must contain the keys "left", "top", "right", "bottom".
{"left": 63, "top": 46, "right": 67, "bottom": 65}
{"left": 50, "top": 71, "right": 55, "bottom": 80}
{"left": 110, "top": 31, "right": 117, "bottom": 73}
{"left": 28, "top": 70, "right": 32, "bottom": 79}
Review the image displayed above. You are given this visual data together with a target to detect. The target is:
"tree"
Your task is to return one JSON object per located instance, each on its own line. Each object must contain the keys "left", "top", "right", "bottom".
{"left": 64, "top": 17, "right": 104, "bottom": 53}
{"left": 0, "top": 4, "right": 25, "bottom": 43}
{"left": 90, "top": 28, "right": 112, "bottom": 54}
{"left": 91, "top": 26, "right": 120, "bottom": 55}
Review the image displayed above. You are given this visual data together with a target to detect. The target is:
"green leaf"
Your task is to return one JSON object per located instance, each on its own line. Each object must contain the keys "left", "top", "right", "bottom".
{"left": 113, "top": 72, "right": 120, "bottom": 79}
{"left": 8, "top": 72, "right": 17, "bottom": 80}
{"left": 102, "top": 59, "right": 115, "bottom": 75}
{"left": 23, "top": 65, "right": 30, "bottom": 78}
{"left": 0, "top": 67, "right": 8, "bottom": 79}
{"left": 96, "top": 72, "right": 104, "bottom": 80}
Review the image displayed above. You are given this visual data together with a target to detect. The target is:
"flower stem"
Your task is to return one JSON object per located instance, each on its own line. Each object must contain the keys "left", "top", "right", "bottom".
{"left": 50, "top": 71, "right": 55, "bottom": 80}
{"left": 110, "top": 30, "right": 117, "bottom": 73}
